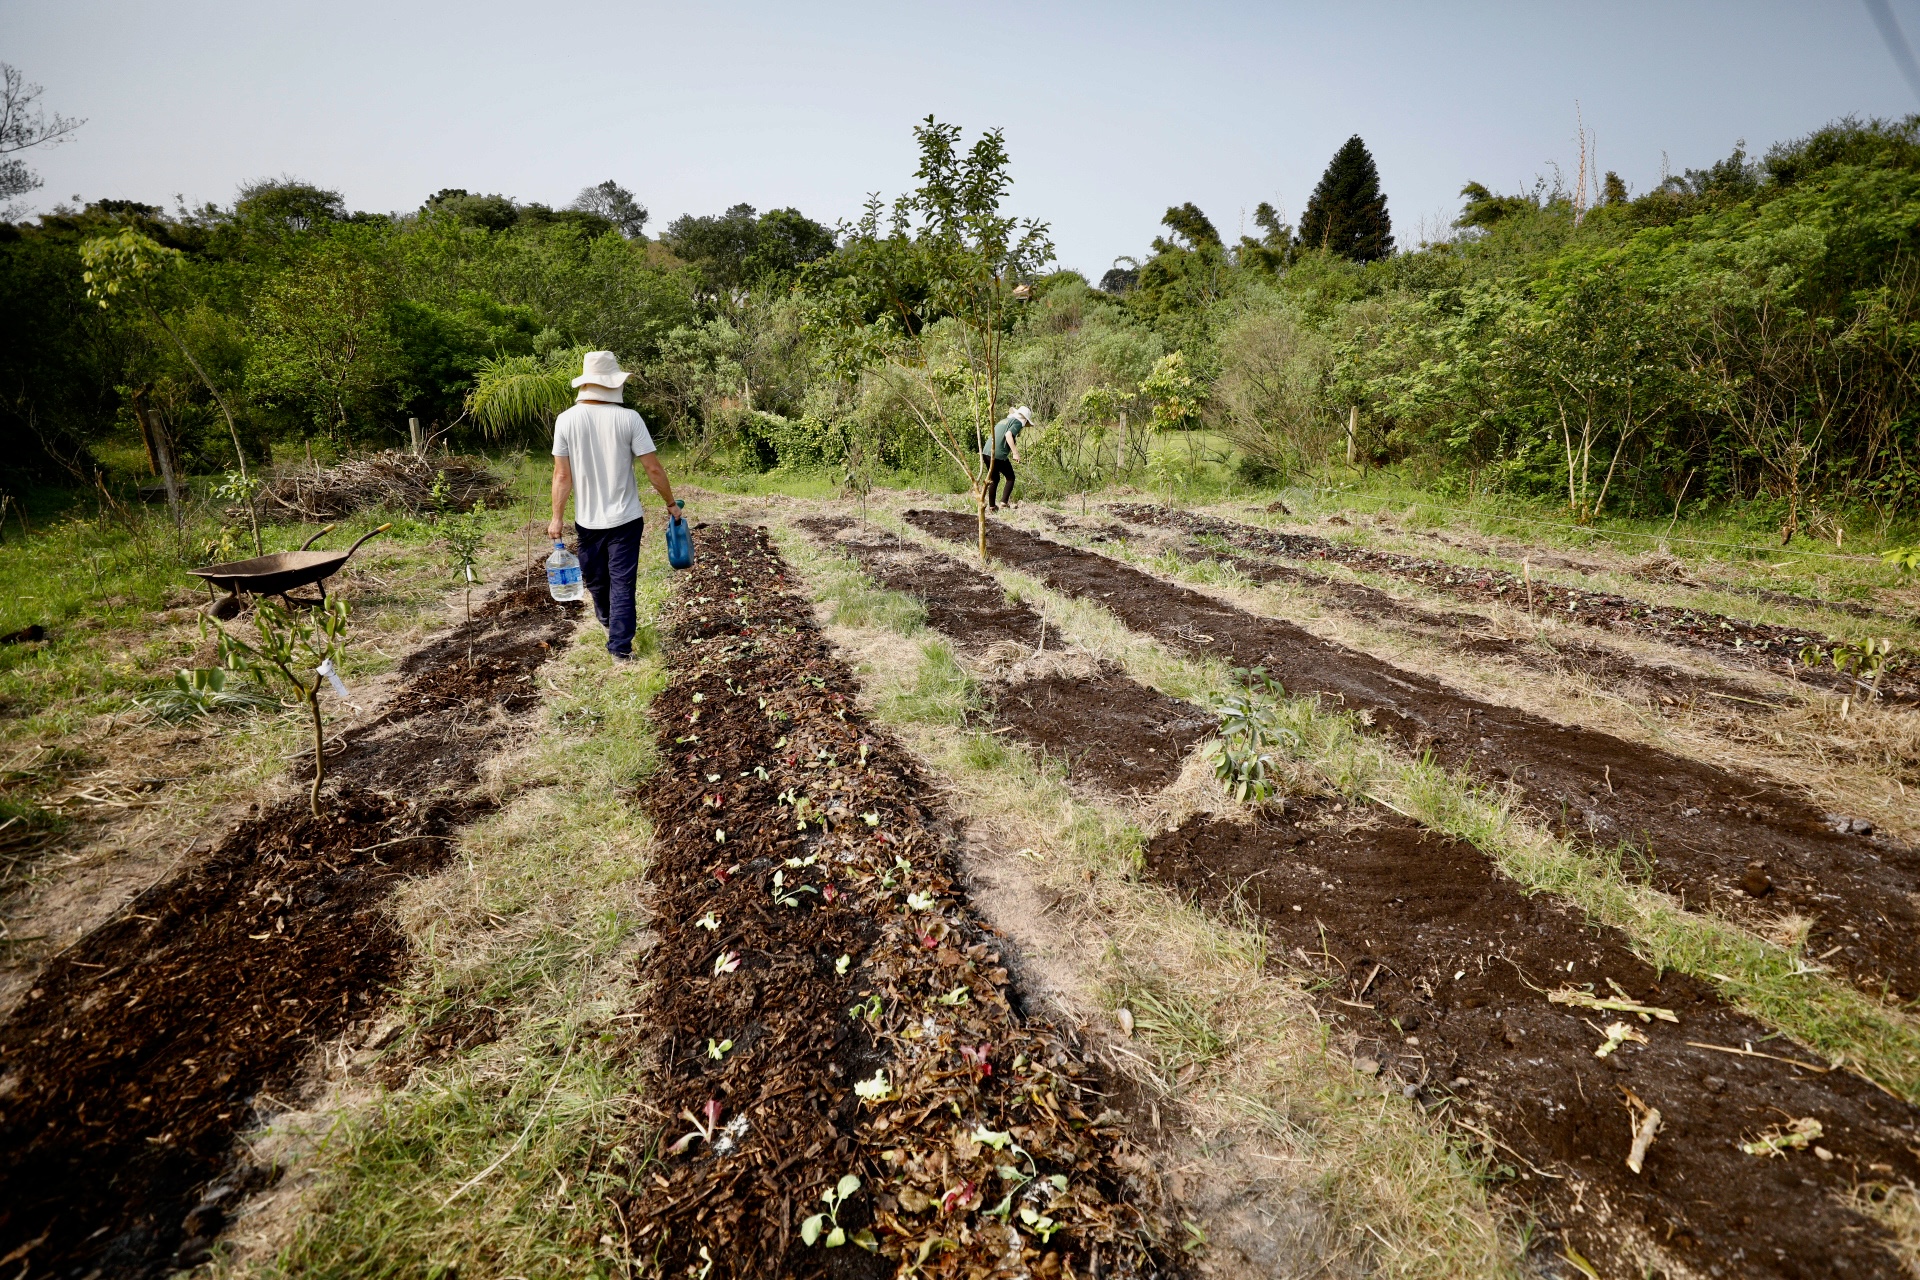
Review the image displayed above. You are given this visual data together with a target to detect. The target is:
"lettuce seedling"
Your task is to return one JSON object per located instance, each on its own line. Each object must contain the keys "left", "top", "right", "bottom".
{"left": 800, "top": 1174, "right": 866, "bottom": 1249}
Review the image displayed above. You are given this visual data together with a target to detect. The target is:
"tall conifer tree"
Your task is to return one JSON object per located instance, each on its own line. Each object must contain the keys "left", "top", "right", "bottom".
{"left": 1298, "top": 135, "right": 1394, "bottom": 262}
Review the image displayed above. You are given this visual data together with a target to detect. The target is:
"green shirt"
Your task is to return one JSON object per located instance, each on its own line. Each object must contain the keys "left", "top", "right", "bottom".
{"left": 989, "top": 415, "right": 1024, "bottom": 461}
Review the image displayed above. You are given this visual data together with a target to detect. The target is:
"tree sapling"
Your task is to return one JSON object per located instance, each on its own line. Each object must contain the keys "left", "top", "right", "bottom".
{"left": 212, "top": 596, "right": 351, "bottom": 816}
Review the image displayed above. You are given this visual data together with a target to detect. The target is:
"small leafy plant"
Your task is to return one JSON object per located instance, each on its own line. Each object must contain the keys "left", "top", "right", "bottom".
{"left": 1207, "top": 670, "right": 1299, "bottom": 806}
{"left": 801, "top": 1173, "right": 874, "bottom": 1250}
{"left": 211, "top": 596, "right": 351, "bottom": 816}
{"left": 1802, "top": 637, "right": 1901, "bottom": 701}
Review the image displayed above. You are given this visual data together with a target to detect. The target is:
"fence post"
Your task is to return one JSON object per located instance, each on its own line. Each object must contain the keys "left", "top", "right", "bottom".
{"left": 1346, "top": 405, "right": 1358, "bottom": 467}
{"left": 409, "top": 417, "right": 423, "bottom": 455}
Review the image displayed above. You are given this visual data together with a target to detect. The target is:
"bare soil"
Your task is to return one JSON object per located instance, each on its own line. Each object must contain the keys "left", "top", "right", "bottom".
{"left": 904, "top": 510, "right": 1920, "bottom": 1000}
{"left": 615, "top": 522, "right": 1179, "bottom": 1278}
{"left": 986, "top": 670, "right": 1211, "bottom": 795}
{"left": 0, "top": 577, "right": 580, "bottom": 1278}
{"left": 1144, "top": 804, "right": 1920, "bottom": 1279}
{"left": 1112, "top": 506, "right": 1919, "bottom": 705}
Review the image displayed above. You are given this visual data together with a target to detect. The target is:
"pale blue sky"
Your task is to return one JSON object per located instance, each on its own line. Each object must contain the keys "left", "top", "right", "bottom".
{"left": 5, "top": 1, "right": 1919, "bottom": 275}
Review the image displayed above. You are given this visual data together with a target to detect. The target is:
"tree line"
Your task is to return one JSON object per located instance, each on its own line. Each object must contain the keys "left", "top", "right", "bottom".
{"left": 4, "top": 100, "right": 1919, "bottom": 542}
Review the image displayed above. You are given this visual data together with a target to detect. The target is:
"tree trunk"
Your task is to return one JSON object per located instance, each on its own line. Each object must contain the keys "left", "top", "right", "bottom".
{"left": 130, "top": 388, "right": 184, "bottom": 529}
{"left": 306, "top": 675, "right": 326, "bottom": 817}
{"left": 159, "top": 314, "right": 260, "bottom": 554}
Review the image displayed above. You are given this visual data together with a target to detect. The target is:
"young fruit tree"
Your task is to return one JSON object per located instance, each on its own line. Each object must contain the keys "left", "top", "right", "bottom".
{"left": 444, "top": 499, "right": 487, "bottom": 620}
{"left": 212, "top": 597, "right": 351, "bottom": 816}
{"left": 824, "top": 117, "right": 1054, "bottom": 560}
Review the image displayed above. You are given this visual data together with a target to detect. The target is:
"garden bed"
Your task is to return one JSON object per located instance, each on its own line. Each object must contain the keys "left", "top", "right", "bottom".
{"left": 0, "top": 575, "right": 580, "bottom": 1277}
{"left": 1112, "top": 506, "right": 1917, "bottom": 704}
{"left": 613, "top": 522, "right": 1178, "bottom": 1278}
{"left": 1145, "top": 803, "right": 1920, "bottom": 1278}
{"left": 904, "top": 510, "right": 1920, "bottom": 1000}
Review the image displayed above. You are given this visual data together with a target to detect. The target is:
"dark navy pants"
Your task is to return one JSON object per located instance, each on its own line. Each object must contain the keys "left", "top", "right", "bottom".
{"left": 576, "top": 515, "right": 644, "bottom": 657}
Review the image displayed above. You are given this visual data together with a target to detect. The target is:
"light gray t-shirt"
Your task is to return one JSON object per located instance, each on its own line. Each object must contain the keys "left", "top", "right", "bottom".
{"left": 552, "top": 399, "right": 657, "bottom": 530}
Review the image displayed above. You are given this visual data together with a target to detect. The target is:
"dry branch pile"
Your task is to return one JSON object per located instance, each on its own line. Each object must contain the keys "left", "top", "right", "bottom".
{"left": 259, "top": 451, "right": 506, "bottom": 521}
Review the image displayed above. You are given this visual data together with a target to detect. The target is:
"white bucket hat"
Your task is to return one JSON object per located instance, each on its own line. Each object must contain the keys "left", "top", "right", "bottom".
{"left": 1010, "top": 405, "right": 1033, "bottom": 425}
{"left": 571, "top": 350, "right": 632, "bottom": 389}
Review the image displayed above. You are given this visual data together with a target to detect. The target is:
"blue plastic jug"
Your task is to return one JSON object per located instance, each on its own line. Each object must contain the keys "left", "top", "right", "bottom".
{"left": 665, "top": 501, "right": 694, "bottom": 570}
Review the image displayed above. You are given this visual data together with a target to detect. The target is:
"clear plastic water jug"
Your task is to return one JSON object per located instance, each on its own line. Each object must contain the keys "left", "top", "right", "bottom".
{"left": 545, "top": 542, "right": 583, "bottom": 601}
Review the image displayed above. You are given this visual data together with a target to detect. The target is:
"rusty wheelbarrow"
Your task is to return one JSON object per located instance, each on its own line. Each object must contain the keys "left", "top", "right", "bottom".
{"left": 189, "top": 523, "right": 391, "bottom": 616}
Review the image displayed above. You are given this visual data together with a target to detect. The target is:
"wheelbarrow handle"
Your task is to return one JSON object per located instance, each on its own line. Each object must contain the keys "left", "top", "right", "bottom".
{"left": 345, "top": 523, "right": 393, "bottom": 556}
{"left": 298, "top": 524, "right": 337, "bottom": 552}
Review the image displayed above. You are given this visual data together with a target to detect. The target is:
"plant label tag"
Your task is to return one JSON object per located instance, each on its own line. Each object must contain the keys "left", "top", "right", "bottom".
{"left": 465, "top": 565, "right": 476, "bottom": 583}
{"left": 317, "top": 656, "right": 349, "bottom": 699}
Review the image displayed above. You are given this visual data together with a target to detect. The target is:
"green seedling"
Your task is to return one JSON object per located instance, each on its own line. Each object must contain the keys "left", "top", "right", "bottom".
{"left": 210, "top": 596, "right": 350, "bottom": 817}
{"left": 1018, "top": 1206, "right": 1060, "bottom": 1243}
{"left": 835, "top": 954, "right": 851, "bottom": 976}
{"left": 695, "top": 912, "right": 719, "bottom": 931}
{"left": 714, "top": 950, "right": 741, "bottom": 976}
{"left": 772, "top": 869, "right": 818, "bottom": 908}
{"left": 707, "top": 1038, "right": 733, "bottom": 1060}
{"left": 134, "top": 668, "right": 278, "bottom": 722}
{"left": 936, "top": 986, "right": 971, "bottom": 1006}
{"left": 852, "top": 1070, "right": 891, "bottom": 1102}
{"left": 800, "top": 1174, "right": 873, "bottom": 1249}
{"left": 906, "top": 890, "right": 936, "bottom": 912}
{"left": 849, "top": 993, "right": 881, "bottom": 1023}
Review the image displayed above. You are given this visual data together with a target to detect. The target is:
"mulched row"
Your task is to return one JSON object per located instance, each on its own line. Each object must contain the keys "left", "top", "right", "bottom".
{"left": 903, "top": 509, "right": 1920, "bottom": 1002}
{"left": 0, "top": 578, "right": 580, "bottom": 1278}
{"left": 615, "top": 522, "right": 1178, "bottom": 1278}
{"left": 1111, "top": 505, "right": 1917, "bottom": 705}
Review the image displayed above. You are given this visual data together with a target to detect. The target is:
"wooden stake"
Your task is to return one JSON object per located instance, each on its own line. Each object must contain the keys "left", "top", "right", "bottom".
{"left": 1346, "top": 405, "right": 1358, "bottom": 467}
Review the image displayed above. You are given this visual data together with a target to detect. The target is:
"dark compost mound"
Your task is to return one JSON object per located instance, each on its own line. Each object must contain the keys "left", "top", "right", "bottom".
{"left": 800, "top": 517, "right": 1211, "bottom": 794}
{"left": 0, "top": 575, "right": 580, "bottom": 1278}
{"left": 1145, "top": 806, "right": 1920, "bottom": 1279}
{"left": 1111, "top": 507, "right": 1785, "bottom": 709}
{"left": 616, "top": 522, "right": 1178, "bottom": 1278}
{"left": 905, "top": 510, "right": 1920, "bottom": 1001}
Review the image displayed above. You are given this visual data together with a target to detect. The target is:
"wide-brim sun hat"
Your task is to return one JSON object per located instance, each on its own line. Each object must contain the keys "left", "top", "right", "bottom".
{"left": 1011, "top": 406, "right": 1033, "bottom": 424}
{"left": 572, "top": 350, "right": 632, "bottom": 389}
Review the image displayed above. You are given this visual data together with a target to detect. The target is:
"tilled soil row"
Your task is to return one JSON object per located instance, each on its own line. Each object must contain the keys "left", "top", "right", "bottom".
{"left": 616, "top": 522, "right": 1176, "bottom": 1279}
{"left": 904, "top": 510, "right": 1920, "bottom": 1001}
{"left": 0, "top": 578, "right": 580, "bottom": 1278}
{"left": 799, "top": 517, "right": 1211, "bottom": 795}
{"left": 1094, "top": 510, "right": 1789, "bottom": 711}
{"left": 1112, "top": 505, "right": 1919, "bottom": 705}
{"left": 820, "top": 517, "right": 1920, "bottom": 1277}
{"left": 1147, "top": 807, "right": 1920, "bottom": 1279}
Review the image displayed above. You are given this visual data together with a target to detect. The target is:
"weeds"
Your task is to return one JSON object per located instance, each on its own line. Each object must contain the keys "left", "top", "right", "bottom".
{"left": 132, "top": 667, "right": 278, "bottom": 722}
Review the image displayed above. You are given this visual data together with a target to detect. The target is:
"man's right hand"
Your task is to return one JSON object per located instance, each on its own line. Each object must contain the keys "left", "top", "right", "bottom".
{"left": 548, "top": 517, "right": 564, "bottom": 541}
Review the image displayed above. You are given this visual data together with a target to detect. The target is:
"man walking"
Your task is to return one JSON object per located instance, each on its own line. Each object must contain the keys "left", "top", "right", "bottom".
{"left": 549, "top": 350, "right": 678, "bottom": 659}
{"left": 981, "top": 405, "right": 1031, "bottom": 512}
